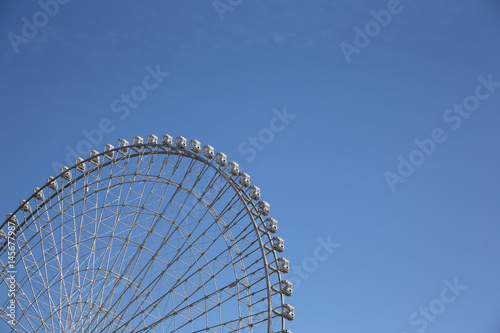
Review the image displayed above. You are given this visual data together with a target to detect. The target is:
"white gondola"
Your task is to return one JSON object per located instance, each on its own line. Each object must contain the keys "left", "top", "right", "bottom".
{"left": 277, "top": 257, "right": 289, "bottom": 273}
{"left": 90, "top": 150, "right": 100, "bottom": 165}
{"left": 6, "top": 214, "right": 18, "bottom": 225}
{"left": 161, "top": 134, "right": 173, "bottom": 146}
{"left": 281, "top": 304, "right": 295, "bottom": 321}
{"left": 33, "top": 187, "right": 44, "bottom": 200}
{"left": 61, "top": 166, "right": 72, "bottom": 181}
{"left": 189, "top": 139, "right": 201, "bottom": 153}
{"left": 118, "top": 138, "right": 129, "bottom": 147}
{"left": 176, "top": 136, "right": 187, "bottom": 149}
{"left": 215, "top": 152, "right": 227, "bottom": 166}
{"left": 147, "top": 134, "right": 158, "bottom": 144}
{"left": 249, "top": 185, "right": 260, "bottom": 200}
{"left": 258, "top": 201, "right": 270, "bottom": 215}
{"left": 133, "top": 136, "right": 144, "bottom": 145}
{"left": 239, "top": 172, "right": 251, "bottom": 187}
{"left": 228, "top": 162, "right": 239, "bottom": 176}
{"left": 264, "top": 218, "right": 278, "bottom": 233}
{"left": 118, "top": 138, "right": 129, "bottom": 154}
{"left": 47, "top": 176, "right": 58, "bottom": 190}
{"left": 104, "top": 144, "right": 114, "bottom": 159}
{"left": 20, "top": 200, "right": 31, "bottom": 213}
{"left": 133, "top": 136, "right": 144, "bottom": 152}
{"left": 271, "top": 237, "right": 285, "bottom": 252}
{"left": 202, "top": 145, "right": 214, "bottom": 159}
{"left": 75, "top": 157, "right": 86, "bottom": 172}
{"left": 279, "top": 280, "right": 293, "bottom": 296}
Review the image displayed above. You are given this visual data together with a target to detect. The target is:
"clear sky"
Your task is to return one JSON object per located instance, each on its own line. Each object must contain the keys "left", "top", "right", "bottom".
{"left": 1, "top": 0, "right": 500, "bottom": 332}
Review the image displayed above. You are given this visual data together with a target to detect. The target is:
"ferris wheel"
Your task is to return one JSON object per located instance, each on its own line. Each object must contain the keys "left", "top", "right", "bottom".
{"left": 0, "top": 134, "right": 294, "bottom": 333}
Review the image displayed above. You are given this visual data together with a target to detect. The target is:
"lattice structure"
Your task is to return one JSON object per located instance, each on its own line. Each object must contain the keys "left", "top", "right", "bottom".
{"left": 0, "top": 134, "right": 294, "bottom": 332}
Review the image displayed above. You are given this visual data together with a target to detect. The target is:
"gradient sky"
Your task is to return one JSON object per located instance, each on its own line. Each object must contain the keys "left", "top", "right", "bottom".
{"left": 1, "top": 0, "right": 500, "bottom": 332}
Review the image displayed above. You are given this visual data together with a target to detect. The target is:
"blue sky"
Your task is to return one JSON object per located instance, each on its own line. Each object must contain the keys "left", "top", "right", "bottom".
{"left": 1, "top": 0, "right": 500, "bottom": 332}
